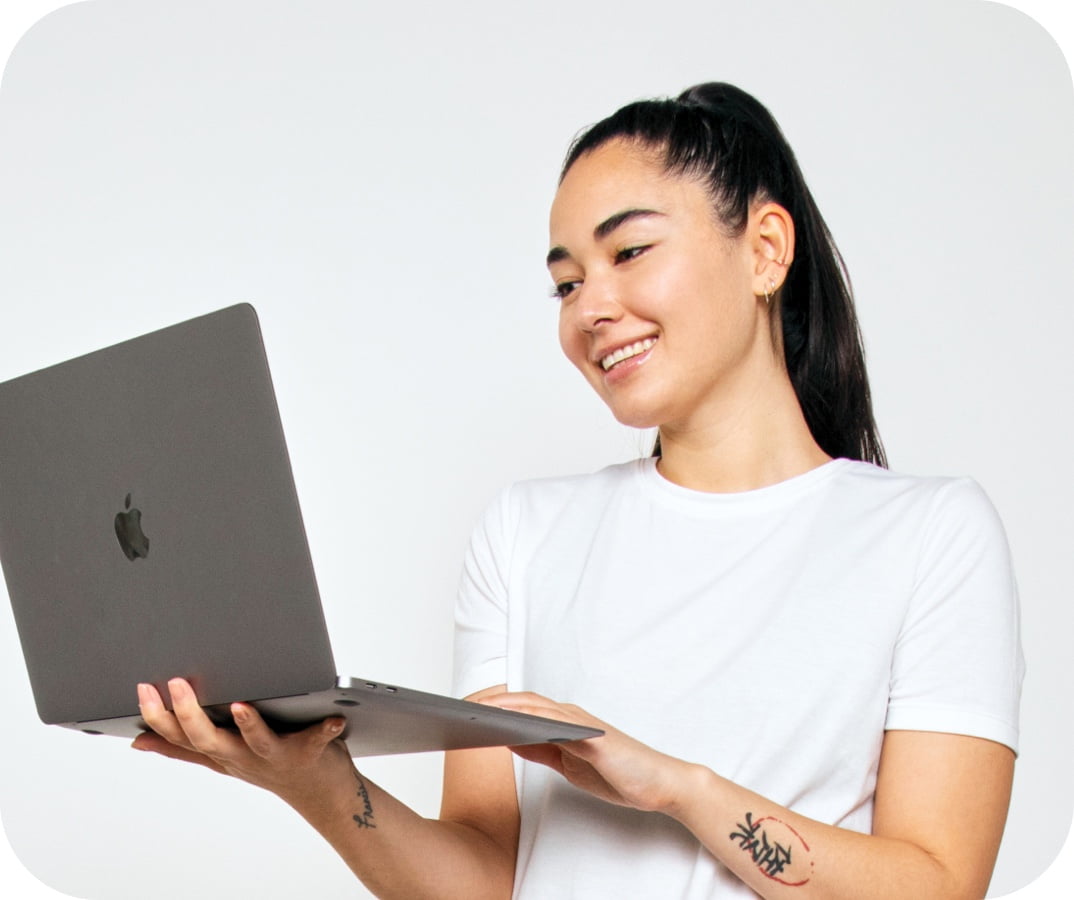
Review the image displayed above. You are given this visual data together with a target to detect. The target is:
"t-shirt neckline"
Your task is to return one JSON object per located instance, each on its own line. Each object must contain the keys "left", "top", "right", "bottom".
{"left": 634, "top": 455, "right": 852, "bottom": 514}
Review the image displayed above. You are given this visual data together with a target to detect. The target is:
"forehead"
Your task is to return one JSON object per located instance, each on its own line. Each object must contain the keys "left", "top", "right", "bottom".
{"left": 549, "top": 139, "right": 709, "bottom": 243}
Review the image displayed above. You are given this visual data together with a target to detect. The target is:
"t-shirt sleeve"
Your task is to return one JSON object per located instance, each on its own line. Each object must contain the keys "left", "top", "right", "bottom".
{"left": 451, "top": 486, "right": 514, "bottom": 699}
{"left": 885, "top": 477, "right": 1025, "bottom": 754}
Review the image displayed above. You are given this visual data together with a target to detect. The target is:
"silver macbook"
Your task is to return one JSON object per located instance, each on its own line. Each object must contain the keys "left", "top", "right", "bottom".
{"left": 0, "top": 304, "right": 601, "bottom": 756}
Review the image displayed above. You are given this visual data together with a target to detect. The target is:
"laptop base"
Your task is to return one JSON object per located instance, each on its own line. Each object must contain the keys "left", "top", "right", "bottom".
{"left": 63, "top": 676, "right": 602, "bottom": 757}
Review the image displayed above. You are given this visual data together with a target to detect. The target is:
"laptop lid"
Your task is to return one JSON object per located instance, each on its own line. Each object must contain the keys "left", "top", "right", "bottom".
{"left": 0, "top": 304, "right": 339, "bottom": 724}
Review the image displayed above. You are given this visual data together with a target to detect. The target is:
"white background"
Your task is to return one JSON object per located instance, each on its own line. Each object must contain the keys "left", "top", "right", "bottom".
{"left": 0, "top": 1, "right": 1070, "bottom": 897}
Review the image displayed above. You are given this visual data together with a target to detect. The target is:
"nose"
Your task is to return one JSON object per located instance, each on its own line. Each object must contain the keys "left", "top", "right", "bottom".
{"left": 570, "top": 277, "right": 623, "bottom": 333}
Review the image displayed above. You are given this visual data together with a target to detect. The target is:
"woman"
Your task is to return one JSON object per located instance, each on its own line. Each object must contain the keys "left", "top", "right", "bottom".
{"left": 133, "top": 83, "right": 1022, "bottom": 899}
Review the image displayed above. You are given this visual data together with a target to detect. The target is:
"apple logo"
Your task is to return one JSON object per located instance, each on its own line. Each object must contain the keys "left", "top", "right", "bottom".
{"left": 114, "top": 493, "right": 150, "bottom": 561}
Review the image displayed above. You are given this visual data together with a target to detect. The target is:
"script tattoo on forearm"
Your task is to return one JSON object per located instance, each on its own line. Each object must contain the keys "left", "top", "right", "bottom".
{"left": 729, "top": 811, "right": 813, "bottom": 886}
{"left": 351, "top": 769, "right": 376, "bottom": 829}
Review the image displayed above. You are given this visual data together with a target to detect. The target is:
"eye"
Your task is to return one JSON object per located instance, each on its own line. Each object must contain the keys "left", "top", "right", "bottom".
{"left": 614, "top": 245, "right": 650, "bottom": 264}
{"left": 550, "top": 280, "right": 581, "bottom": 301}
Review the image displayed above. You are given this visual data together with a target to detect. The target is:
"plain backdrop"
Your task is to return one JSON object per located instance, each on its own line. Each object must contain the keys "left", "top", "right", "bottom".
{"left": 0, "top": 1, "right": 1071, "bottom": 897}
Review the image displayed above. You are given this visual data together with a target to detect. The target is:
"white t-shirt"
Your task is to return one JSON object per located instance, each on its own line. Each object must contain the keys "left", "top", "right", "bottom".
{"left": 452, "top": 458, "right": 1023, "bottom": 899}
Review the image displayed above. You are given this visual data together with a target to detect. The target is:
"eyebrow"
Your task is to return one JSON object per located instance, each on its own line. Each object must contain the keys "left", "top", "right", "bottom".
{"left": 546, "top": 207, "right": 665, "bottom": 267}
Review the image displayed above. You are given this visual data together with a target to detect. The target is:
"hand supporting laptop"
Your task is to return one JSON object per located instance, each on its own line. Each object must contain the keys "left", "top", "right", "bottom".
{"left": 133, "top": 677, "right": 521, "bottom": 899}
{"left": 133, "top": 679, "right": 351, "bottom": 805}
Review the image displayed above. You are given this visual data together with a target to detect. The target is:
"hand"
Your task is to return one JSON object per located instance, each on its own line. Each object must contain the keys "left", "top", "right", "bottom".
{"left": 476, "top": 691, "right": 698, "bottom": 816}
{"left": 132, "top": 678, "right": 355, "bottom": 813}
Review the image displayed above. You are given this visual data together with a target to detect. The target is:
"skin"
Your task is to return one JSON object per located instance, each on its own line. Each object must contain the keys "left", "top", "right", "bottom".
{"left": 547, "top": 138, "right": 827, "bottom": 492}
{"left": 134, "top": 138, "right": 1015, "bottom": 899}
{"left": 134, "top": 680, "right": 517, "bottom": 899}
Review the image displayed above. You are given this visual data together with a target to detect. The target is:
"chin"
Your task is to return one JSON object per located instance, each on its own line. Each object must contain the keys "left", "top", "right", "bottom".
{"left": 604, "top": 401, "right": 664, "bottom": 431}
{"left": 591, "top": 380, "right": 671, "bottom": 430}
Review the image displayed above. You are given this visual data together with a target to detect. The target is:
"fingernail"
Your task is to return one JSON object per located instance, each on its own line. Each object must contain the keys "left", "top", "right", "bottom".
{"left": 137, "top": 683, "right": 159, "bottom": 709}
{"left": 231, "top": 703, "right": 250, "bottom": 725}
{"left": 168, "top": 678, "right": 188, "bottom": 699}
{"left": 326, "top": 719, "right": 344, "bottom": 735}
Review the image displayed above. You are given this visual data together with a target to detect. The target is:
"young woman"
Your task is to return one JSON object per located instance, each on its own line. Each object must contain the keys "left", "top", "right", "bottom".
{"left": 133, "top": 83, "right": 1022, "bottom": 899}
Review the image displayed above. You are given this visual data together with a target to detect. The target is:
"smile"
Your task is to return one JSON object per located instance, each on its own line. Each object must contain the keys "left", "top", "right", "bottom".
{"left": 601, "top": 338, "right": 657, "bottom": 372}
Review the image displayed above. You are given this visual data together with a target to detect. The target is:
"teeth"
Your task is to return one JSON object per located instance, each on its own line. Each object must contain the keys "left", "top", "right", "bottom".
{"left": 601, "top": 338, "right": 656, "bottom": 371}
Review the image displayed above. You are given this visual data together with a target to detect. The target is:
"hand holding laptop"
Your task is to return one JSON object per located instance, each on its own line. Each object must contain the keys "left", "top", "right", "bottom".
{"left": 133, "top": 678, "right": 356, "bottom": 813}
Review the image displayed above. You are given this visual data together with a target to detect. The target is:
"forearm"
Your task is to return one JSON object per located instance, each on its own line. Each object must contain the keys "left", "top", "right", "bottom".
{"left": 666, "top": 765, "right": 965, "bottom": 900}
{"left": 481, "top": 696, "right": 1011, "bottom": 899}
{"left": 287, "top": 764, "right": 515, "bottom": 900}
{"left": 134, "top": 681, "right": 516, "bottom": 900}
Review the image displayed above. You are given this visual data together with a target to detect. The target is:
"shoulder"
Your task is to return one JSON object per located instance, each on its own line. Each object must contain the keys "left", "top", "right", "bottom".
{"left": 495, "top": 459, "right": 641, "bottom": 517}
{"left": 828, "top": 460, "right": 1002, "bottom": 526}
{"left": 801, "top": 462, "right": 1012, "bottom": 581}
{"left": 466, "top": 461, "right": 643, "bottom": 558}
{"left": 832, "top": 461, "right": 1014, "bottom": 610}
{"left": 830, "top": 458, "right": 975, "bottom": 494}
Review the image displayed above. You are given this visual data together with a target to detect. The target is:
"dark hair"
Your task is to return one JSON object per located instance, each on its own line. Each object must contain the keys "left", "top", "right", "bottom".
{"left": 562, "top": 83, "right": 887, "bottom": 467}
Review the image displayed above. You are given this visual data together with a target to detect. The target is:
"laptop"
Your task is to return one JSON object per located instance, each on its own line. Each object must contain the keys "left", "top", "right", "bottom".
{"left": 0, "top": 304, "right": 601, "bottom": 756}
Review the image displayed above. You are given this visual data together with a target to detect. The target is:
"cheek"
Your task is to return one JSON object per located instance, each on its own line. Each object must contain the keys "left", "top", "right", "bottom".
{"left": 558, "top": 312, "right": 587, "bottom": 372}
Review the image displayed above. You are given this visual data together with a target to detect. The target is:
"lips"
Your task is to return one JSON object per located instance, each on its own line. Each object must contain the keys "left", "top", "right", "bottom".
{"left": 599, "top": 337, "right": 657, "bottom": 372}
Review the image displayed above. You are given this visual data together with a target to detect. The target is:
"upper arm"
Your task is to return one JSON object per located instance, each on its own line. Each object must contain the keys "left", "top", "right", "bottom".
{"left": 872, "top": 729, "right": 1015, "bottom": 898}
{"left": 440, "top": 685, "right": 520, "bottom": 865}
{"left": 445, "top": 493, "right": 519, "bottom": 867}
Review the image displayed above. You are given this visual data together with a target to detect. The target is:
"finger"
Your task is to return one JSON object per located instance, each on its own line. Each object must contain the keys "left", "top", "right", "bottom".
{"left": 282, "top": 715, "right": 349, "bottom": 763}
{"left": 477, "top": 690, "right": 552, "bottom": 707}
{"left": 475, "top": 691, "right": 568, "bottom": 718}
{"left": 305, "top": 716, "right": 348, "bottom": 754}
{"left": 508, "top": 742, "right": 567, "bottom": 775}
{"left": 167, "top": 678, "right": 242, "bottom": 758}
{"left": 478, "top": 693, "right": 593, "bottom": 727}
{"left": 232, "top": 703, "right": 347, "bottom": 757}
{"left": 230, "top": 703, "right": 280, "bottom": 760}
{"left": 138, "top": 682, "right": 196, "bottom": 750}
{"left": 131, "top": 731, "right": 228, "bottom": 775}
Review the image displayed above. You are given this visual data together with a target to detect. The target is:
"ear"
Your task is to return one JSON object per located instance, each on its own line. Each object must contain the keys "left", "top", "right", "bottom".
{"left": 750, "top": 202, "right": 795, "bottom": 298}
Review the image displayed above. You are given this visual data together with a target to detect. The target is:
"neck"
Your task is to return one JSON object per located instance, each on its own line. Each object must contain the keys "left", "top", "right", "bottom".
{"left": 654, "top": 370, "right": 831, "bottom": 494}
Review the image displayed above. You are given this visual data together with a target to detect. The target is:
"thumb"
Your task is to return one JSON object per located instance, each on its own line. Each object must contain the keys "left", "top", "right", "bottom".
{"left": 509, "top": 742, "right": 567, "bottom": 775}
{"left": 311, "top": 716, "right": 347, "bottom": 750}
